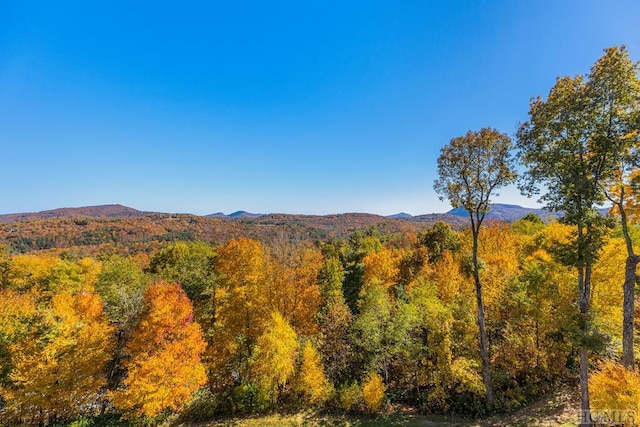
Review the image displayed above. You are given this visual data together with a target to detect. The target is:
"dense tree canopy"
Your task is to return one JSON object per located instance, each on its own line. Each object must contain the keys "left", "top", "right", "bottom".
{"left": 0, "top": 219, "right": 636, "bottom": 424}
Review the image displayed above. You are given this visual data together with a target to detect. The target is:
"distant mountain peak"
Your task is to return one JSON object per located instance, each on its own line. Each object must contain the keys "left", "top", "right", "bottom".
{"left": 228, "top": 210, "right": 263, "bottom": 218}
{"left": 205, "top": 211, "right": 264, "bottom": 219}
{"left": 446, "top": 203, "right": 554, "bottom": 222}
{"left": 388, "top": 212, "right": 413, "bottom": 219}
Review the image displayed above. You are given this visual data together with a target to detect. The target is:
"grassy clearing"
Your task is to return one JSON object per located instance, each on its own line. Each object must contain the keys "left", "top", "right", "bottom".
{"left": 169, "top": 386, "right": 581, "bottom": 427}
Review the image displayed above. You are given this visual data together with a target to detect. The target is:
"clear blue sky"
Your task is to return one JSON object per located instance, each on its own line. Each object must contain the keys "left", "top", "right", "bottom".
{"left": 1, "top": 1, "right": 639, "bottom": 216}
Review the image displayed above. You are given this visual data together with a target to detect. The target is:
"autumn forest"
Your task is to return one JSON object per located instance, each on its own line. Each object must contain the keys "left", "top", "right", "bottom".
{"left": 1, "top": 46, "right": 640, "bottom": 426}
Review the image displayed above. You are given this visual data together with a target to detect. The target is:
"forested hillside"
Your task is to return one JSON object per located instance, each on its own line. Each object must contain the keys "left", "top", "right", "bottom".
{"left": 0, "top": 217, "right": 637, "bottom": 425}
{"left": 0, "top": 212, "right": 468, "bottom": 256}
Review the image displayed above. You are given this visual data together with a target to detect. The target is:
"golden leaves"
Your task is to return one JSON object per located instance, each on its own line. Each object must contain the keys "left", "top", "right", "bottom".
{"left": 112, "top": 281, "right": 207, "bottom": 418}
{"left": 1, "top": 290, "right": 114, "bottom": 424}
{"left": 250, "top": 311, "right": 298, "bottom": 397}
{"left": 590, "top": 360, "right": 640, "bottom": 426}
{"left": 297, "top": 341, "right": 331, "bottom": 404}
{"left": 361, "top": 372, "right": 386, "bottom": 412}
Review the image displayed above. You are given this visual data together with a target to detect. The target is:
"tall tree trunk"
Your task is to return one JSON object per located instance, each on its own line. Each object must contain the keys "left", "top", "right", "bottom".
{"left": 472, "top": 228, "right": 494, "bottom": 406}
{"left": 619, "top": 203, "right": 638, "bottom": 369}
{"left": 579, "top": 347, "right": 592, "bottom": 426}
{"left": 578, "top": 262, "right": 593, "bottom": 427}
{"left": 622, "top": 255, "right": 638, "bottom": 368}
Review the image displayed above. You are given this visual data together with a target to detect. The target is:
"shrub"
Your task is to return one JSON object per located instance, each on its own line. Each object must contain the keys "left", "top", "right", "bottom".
{"left": 361, "top": 372, "right": 385, "bottom": 412}
{"left": 590, "top": 360, "right": 640, "bottom": 426}
{"left": 336, "top": 382, "right": 362, "bottom": 410}
{"left": 177, "top": 387, "right": 220, "bottom": 422}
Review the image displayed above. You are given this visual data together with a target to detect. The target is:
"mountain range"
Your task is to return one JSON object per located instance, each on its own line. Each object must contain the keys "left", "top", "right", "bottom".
{"left": 0, "top": 203, "right": 561, "bottom": 224}
{"left": 445, "top": 203, "right": 558, "bottom": 222}
{"left": 205, "top": 211, "right": 264, "bottom": 219}
{"left": 0, "top": 203, "right": 603, "bottom": 255}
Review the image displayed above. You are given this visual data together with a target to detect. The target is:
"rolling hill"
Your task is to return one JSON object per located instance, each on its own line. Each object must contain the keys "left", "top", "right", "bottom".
{"left": 0, "top": 211, "right": 429, "bottom": 255}
{"left": 0, "top": 203, "right": 567, "bottom": 255}
{"left": 0, "top": 204, "right": 150, "bottom": 223}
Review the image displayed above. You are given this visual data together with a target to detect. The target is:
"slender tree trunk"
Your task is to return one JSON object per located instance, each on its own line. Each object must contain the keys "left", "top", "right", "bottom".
{"left": 579, "top": 347, "right": 592, "bottom": 426}
{"left": 472, "top": 227, "right": 494, "bottom": 406}
{"left": 619, "top": 203, "right": 638, "bottom": 369}
{"left": 578, "top": 262, "right": 593, "bottom": 427}
{"left": 535, "top": 317, "right": 540, "bottom": 370}
{"left": 622, "top": 255, "right": 638, "bottom": 368}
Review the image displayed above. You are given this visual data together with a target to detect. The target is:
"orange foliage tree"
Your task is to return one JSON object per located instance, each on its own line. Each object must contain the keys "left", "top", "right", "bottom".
{"left": 112, "top": 281, "right": 207, "bottom": 418}
{"left": 270, "top": 244, "right": 323, "bottom": 335}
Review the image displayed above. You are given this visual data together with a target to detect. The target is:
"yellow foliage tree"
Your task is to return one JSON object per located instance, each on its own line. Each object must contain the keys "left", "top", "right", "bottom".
{"left": 112, "top": 281, "right": 207, "bottom": 418}
{"left": 592, "top": 238, "right": 625, "bottom": 342}
{"left": 5, "top": 254, "right": 58, "bottom": 290}
{"left": 0, "top": 288, "right": 37, "bottom": 388}
{"left": 1, "top": 290, "right": 114, "bottom": 424}
{"left": 0, "top": 288, "right": 36, "bottom": 342}
{"left": 211, "top": 238, "right": 271, "bottom": 388}
{"left": 250, "top": 311, "right": 298, "bottom": 403}
{"left": 363, "top": 248, "right": 401, "bottom": 293}
{"left": 361, "top": 372, "right": 386, "bottom": 412}
{"left": 7, "top": 255, "right": 101, "bottom": 294}
{"left": 590, "top": 360, "right": 640, "bottom": 426}
{"left": 449, "top": 357, "right": 485, "bottom": 395}
{"left": 477, "top": 223, "right": 520, "bottom": 309}
{"left": 424, "top": 250, "right": 468, "bottom": 304}
{"left": 297, "top": 340, "right": 330, "bottom": 404}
